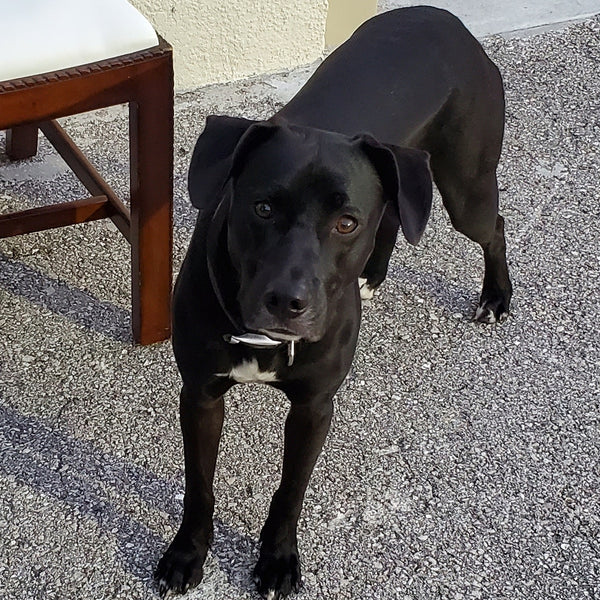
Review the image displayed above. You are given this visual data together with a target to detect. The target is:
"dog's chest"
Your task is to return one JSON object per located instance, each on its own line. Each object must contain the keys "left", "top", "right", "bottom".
{"left": 221, "top": 358, "right": 279, "bottom": 384}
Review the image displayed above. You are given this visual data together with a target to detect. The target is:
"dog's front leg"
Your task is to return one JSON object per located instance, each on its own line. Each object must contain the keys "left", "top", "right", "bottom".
{"left": 254, "top": 393, "right": 334, "bottom": 599}
{"left": 155, "top": 385, "right": 225, "bottom": 596}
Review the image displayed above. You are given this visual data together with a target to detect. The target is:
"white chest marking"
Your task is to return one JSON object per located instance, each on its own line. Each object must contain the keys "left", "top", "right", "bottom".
{"left": 219, "top": 358, "right": 279, "bottom": 384}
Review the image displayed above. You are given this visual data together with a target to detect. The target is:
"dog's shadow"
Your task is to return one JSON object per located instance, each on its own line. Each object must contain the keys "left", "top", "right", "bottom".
{"left": 385, "top": 261, "right": 479, "bottom": 318}
{"left": 211, "top": 520, "right": 261, "bottom": 595}
{"left": 0, "top": 405, "right": 259, "bottom": 597}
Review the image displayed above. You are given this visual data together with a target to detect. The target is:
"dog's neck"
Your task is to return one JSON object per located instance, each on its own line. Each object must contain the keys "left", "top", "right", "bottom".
{"left": 224, "top": 333, "right": 295, "bottom": 366}
{"left": 206, "top": 195, "right": 296, "bottom": 366}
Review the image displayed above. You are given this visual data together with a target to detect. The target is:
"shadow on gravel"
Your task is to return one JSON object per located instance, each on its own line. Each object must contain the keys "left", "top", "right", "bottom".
{"left": 387, "top": 262, "right": 479, "bottom": 317}
{"left": 212, "top": 519, "right": 261, "bottom": 596}
{"left": 0, "top": 404, "right": 262, "bottom": 597}
{"left": 0, "top": 405, "right": 177, "bottom": 590}
{"left": 0, "top": 253, "right": 131, "bottom": 343}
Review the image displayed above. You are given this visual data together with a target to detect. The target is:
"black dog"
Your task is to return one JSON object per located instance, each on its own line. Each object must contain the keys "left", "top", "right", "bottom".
{"left": 156, "top": 6, "right": 512, "bottom": 598}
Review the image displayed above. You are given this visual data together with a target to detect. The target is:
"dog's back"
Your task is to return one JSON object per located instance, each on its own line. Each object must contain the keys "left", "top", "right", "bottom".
{"left": 277, "top": 6, "right": 502, "bottom": 148}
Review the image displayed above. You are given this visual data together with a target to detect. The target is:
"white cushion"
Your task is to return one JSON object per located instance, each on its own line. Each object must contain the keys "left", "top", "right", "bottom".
{"left": 0, "top": 0, "right": 159, "bottom": 82}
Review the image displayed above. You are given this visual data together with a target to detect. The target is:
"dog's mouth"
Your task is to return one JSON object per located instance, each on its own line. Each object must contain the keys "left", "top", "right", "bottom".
{"left": 258, "top": 328, "right": 302, "bottom": 343}
{"left": 239, "top": 293, "right": 327, "bottom": 344}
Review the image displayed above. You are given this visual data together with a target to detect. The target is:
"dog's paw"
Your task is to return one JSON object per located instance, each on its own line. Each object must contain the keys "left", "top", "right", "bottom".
{"left": 253, "top": 547, "right": 302, "bottom": 599}
{"left": 474, "top": 300, "right": 509, "bottom": 324}
{"left": 154, "top": 537, "right": 209, "bottom": 598}
{"left": 358, "top": 277, "right": 375, "bottom": 301}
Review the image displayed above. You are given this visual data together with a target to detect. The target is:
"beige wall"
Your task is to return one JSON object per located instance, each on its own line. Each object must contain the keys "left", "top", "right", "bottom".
{"left": 326, "top": 0, "right": 378, "bottom": 47}
{"left": 130, "top": 0, "right": 327, "bottom": 91}
{"left": 130, "top": 1, "right": 377, "bottom": 91}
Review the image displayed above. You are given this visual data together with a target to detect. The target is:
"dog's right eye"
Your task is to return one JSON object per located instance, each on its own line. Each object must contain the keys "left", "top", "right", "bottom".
{"left": 254, "top": 201, "right": 273, "bottom": 219}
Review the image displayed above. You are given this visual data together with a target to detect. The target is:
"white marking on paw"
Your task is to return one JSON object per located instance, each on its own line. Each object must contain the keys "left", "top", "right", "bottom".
{"left": 158, "top": 580, "right": 173, "bottom": 599}
{"left": 266, "top": 590, "right": 277, "bottom": 600}
{"left": 475, "top": 305, "right": 496, "bottom": 324}
{"left": 360, "top": 285, "right": 375, "bottom": 300}
{"left": 358, "top": 278, "right": 375, "bottom": 300}
{"left": 218, "top": 358, "right": 278, "bottom": 384}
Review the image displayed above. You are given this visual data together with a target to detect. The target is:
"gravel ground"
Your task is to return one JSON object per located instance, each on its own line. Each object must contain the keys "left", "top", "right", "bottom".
{"left": 1, "top": 16, "right": 600, "bottom": 600}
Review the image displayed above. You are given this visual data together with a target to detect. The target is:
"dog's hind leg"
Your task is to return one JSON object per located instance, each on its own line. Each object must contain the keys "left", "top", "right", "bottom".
{"left": 477, "top": 211, "right": 512, "bottom": 322}
{"left": 434, "top": 166, "right": 512, "bottom": 322}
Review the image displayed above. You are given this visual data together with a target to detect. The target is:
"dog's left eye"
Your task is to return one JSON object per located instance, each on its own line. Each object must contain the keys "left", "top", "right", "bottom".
{"left": 255, "top": 201, "right": 273, "bottom": 219}
{"left": 335, "top": 215, "right": 358, "bottom": 234}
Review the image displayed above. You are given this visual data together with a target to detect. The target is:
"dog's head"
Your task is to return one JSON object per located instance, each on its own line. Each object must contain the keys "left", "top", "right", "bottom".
{"left": 189, "top": 116, "right": 432, "bottom": 342}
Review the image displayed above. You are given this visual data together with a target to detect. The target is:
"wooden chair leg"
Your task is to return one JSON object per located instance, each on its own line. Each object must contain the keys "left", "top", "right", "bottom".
{"left": 129, "top": 59, "right": 174, "bottom": 345}
{"left": 6, "top": 124, "right": 39, "bottom": 160}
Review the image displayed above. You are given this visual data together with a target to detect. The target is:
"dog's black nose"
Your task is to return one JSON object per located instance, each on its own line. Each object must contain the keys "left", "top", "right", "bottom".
{"left": 264, "top": 290, "right": 308, "bottom": 320}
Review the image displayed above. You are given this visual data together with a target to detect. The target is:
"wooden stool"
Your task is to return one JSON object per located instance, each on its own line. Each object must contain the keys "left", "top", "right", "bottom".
{"left": 0, "top": 0, "right": 174, "bottom": 344}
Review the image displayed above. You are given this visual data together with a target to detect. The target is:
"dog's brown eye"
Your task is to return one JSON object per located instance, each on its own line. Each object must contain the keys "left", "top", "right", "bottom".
{"left": 335, "top": 215, "right": 358, "bottom": 234}
{"left": 255, "top": 201, "right": 273, "bottom": 219}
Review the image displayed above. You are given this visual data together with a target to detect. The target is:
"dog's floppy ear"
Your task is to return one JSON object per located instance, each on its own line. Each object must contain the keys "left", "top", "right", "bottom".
{"left": 356, "top": 134, "right": 433, "bottom": 245}
{"left": 229, "top": 119, "right": 282, "bottom": 179}
{"left": 188, "top": 115, "right": 258, "bottom": 209}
